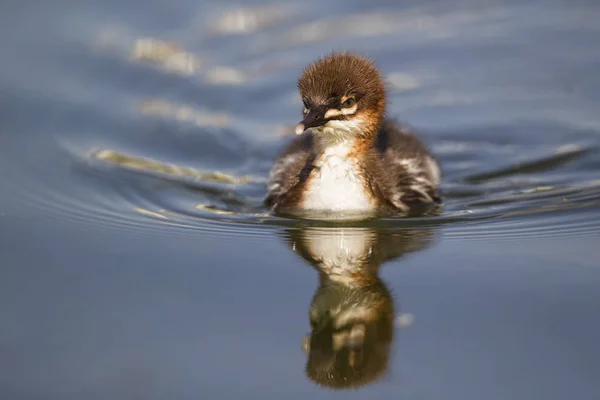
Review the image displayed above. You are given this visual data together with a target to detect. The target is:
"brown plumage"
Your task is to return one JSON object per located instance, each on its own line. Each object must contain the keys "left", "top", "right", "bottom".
{"left": 265, "top": 52, "right": 441, "bottom": 218}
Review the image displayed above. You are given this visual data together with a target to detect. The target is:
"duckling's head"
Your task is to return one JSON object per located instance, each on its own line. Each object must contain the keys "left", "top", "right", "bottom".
{"left": 296, "top": 52, "right": 386, "bottom": 139}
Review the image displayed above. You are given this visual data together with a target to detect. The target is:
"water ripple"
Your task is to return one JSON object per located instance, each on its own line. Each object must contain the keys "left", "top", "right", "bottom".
{"left": 8, "top": 137, "right": 596, "bottom": 244}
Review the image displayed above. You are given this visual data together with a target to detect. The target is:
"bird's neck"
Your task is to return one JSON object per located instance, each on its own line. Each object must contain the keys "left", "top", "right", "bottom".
{"left": 313, "top": 119, "right": 380, "bottom": 160}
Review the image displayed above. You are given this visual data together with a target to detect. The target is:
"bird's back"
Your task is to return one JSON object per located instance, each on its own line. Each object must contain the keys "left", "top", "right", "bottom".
{"left": 370, "top": 119, "right": 441, "bottom": 208}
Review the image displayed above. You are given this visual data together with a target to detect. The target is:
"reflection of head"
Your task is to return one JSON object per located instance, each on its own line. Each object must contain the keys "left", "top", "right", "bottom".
{"left": 286, "top": 226, "right": 436, "bottom": 389}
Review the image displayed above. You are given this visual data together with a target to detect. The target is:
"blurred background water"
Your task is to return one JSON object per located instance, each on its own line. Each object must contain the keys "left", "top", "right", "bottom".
{"left": 1, "top": 0, "right": 600, "bottom": 399}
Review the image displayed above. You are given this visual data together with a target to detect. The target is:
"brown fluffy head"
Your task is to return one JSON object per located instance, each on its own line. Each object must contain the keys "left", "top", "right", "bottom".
{"left": 295, "top": 52, "right": 386, "bottom": 137}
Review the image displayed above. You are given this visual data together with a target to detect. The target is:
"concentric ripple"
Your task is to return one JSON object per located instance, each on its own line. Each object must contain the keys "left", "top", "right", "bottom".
{"left": 12, "top": 131, "right": 593, "bottom": 244}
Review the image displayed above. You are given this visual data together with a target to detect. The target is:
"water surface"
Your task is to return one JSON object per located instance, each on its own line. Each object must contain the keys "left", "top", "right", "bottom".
{"left": 1, "top": 0, "right": 600, "bottom": 399}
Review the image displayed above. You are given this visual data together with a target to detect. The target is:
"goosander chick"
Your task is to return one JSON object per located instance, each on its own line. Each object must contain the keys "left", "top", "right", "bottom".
{"left": 265, "top": 52, "right": 441, "bottom": 217}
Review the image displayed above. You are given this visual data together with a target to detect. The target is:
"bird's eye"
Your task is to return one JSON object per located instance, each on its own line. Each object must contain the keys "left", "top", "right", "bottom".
{"left": 342, "top": 98, "right": 356, "bottom": 108}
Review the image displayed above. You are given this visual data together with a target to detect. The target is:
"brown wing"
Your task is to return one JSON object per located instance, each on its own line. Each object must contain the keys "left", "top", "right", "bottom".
{"left": 375, "top": 119, "right": 442, "bottom": 208}
{"left": 264, "top": 132, "right": 315, "bottom": 208}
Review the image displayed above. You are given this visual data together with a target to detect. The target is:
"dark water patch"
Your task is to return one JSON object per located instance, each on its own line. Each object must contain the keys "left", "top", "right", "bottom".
{"left": 462, "top": 144, "right": 596, "bottom": 184}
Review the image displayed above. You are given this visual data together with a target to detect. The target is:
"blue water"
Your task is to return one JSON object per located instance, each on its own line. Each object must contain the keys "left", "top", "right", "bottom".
{"left": 1, "top": 0, "right": 600, "bottom": 398}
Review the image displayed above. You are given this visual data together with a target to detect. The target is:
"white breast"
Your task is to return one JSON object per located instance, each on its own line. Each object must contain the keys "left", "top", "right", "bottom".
{"left": 302, "top": 227, "right": 374, "bottom": 279}
{"left": 301, "top": 142, "right": 374, "bottom": 212}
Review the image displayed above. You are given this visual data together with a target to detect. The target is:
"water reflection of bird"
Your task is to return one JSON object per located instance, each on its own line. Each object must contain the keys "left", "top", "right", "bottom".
{"left": 266, "top": 52, "right": 441, "bottom": 218}
{"left": 285, "top": 225, "right": 437, "bottom": 389}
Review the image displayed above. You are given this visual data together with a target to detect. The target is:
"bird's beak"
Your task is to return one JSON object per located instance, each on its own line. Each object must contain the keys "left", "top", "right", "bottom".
{"left": 295, "top": 106, "right": 327, "bottom": 135}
